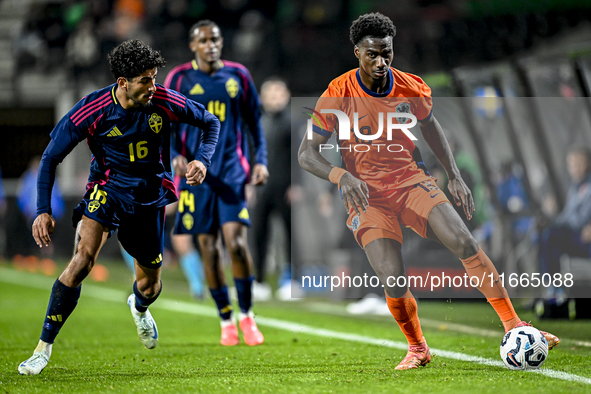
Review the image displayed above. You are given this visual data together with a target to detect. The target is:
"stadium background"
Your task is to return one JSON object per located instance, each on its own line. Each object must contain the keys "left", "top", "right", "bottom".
{"left": 0, "top": 0, "right": 590, "bottom": 301}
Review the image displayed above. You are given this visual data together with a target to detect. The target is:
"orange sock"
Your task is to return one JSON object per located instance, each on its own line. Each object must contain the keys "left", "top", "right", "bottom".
{"left": 461, "top": 247, "right": 521, "bottom": 331}
{"left": 386, "top": 289, "right": 424, "bottom": 345}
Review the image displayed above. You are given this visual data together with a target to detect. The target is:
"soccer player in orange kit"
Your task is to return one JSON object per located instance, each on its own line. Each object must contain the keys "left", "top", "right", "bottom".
{"left": 298, "top": 12, "right": 559, "bottom": 370}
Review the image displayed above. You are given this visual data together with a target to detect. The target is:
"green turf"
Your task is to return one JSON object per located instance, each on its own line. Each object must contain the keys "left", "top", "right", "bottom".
{"left": 1, "top": 261, "right": 590, "bottom": 393}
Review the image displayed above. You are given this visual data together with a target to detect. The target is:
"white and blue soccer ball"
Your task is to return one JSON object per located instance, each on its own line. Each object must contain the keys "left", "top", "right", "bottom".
{"left": 500, "top": 326, "right": 548, "bottom": 370}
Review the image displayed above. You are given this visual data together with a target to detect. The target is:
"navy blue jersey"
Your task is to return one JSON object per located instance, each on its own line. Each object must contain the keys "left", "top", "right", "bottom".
{"left": 37, "top": 83, "right": 220, "bottom": 215}
{"left": 164, "top": 60, "right": 267, "bottom": 187}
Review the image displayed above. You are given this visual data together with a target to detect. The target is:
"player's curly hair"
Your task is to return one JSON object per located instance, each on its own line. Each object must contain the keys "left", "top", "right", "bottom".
{"left": 349, "top": 12, "right": 396, "bottom": 46}
{"left": 108, "top": 39, "right": 166, "bottom": 80}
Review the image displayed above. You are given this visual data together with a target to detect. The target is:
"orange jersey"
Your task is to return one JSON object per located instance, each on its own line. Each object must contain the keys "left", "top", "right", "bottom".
{"left": 313, "top": 67, "right": 433, "bottom": 194}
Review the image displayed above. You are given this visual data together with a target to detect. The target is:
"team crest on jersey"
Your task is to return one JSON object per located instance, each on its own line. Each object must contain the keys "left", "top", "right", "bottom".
{"left": 149, "top": 113, "right": 163, "bottom": 133}
{"left": 87, "top": 185, "right": 107, "bottom": 213}
{"left": 347, "top": 214, "right": 360, "bottom": 232}
{"left": 226, "top": 78, "right": 239, "bottom": 98}
{"left": 182, "top": 213, "right": 194, "bottom": 230}
{"left": 88, "top": 200, "right": 100, "bottom": 213}
{"left": 395, "top": 102, "right": 411, "bottom": 124}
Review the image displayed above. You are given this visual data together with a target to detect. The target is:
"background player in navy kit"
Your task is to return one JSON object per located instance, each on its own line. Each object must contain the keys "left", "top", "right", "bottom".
{"left": 164, "top": 20, "right": 268, "bottom": 346}
{"left": 18, "top": 39, "right": 220, "bottom": 375}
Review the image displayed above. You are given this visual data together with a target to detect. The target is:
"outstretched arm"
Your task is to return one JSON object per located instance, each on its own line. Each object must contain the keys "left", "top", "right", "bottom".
{"left": 298, "top": 132, "right": 368, "bottom": 215}
{"left": 419, "top": 115, "right": 474, "bottom": 220}
{"left": 35, "top": 137, "right": 79, "bottom": 247}
{"left": 35, "top": 108, "right": 89, "bottom": 247}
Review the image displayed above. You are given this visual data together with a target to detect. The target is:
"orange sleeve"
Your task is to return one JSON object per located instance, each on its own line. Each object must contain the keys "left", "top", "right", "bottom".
{"left": 414, "top": 78, "right": 433, "bottom": 122}
{"left": 408, "top": 74, "right": 433, "bottom": 122}
{"left": 397, "top": 71, "right": 433, "bottom": 122}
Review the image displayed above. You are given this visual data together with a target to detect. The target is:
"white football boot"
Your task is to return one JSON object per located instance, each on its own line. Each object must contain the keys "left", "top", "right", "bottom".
{"left": 18, "top": 341, "right": 52, "bottom": 375}
{"left": 127, "top": 294, "right": 158, "bottom": 349}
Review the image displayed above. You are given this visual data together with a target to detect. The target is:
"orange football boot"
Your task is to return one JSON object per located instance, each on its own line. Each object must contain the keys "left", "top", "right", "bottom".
{"left": 512, "top": 321, "right": 560, "bottom": 350}
{"left": 395, "top": 337, "right": 431, "bottom": 370}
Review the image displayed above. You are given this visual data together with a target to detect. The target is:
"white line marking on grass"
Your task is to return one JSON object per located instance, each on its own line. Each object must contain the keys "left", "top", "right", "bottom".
{"left": 254, "top": 316, "right": 591, "bottom": 385}
{"left": 2, "top": 268, "right": 590, "bottom": 385}
{"left": 307, "top": 301, "right": 591, "bottom": 348}
{"left": 420, "top": 318, "right": 591, "bottom": 348}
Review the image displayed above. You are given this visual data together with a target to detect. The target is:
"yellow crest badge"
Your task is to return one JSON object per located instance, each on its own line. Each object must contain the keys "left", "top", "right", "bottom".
{"left": 149, "top": 113, "right": 163, "bottom": 133}
{"left": 88, "top": 200, "right": 100, "bottom": 213}
{"left": 182, "top": 213, "right": 194, "bottom": 230}
{"left": 88, "top": 185, "right": 107, "bottom": 213}
{"left": 225, "top": 78, "right": 239, "bottom": 98}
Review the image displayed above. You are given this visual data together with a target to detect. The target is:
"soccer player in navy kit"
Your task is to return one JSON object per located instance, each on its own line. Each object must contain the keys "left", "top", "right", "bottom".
{"left": 18, "top": 39, "right": 220, "bottom": 375}
{"left": 164, "top": 20, "right": 268, "bottom": 346}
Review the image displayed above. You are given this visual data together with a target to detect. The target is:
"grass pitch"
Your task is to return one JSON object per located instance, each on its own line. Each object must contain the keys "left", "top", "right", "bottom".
{"left": 1, "top": 260, "right": 590, "bottom": 393}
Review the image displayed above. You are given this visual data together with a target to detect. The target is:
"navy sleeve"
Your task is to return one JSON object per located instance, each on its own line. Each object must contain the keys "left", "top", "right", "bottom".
{"left": 239, "top": 70, "right": 268, "bottom": 166}
{"left": 163, "top": 74, "right": 183, "bottom": 162}
{"left": 184, "top": 98, "right": 220, "bottom": 167}
{"left": 37, "top": 115, "right": 86, "bottom": 215}
{"left": 155, "top": 85, "right": 220, "bottom": 168}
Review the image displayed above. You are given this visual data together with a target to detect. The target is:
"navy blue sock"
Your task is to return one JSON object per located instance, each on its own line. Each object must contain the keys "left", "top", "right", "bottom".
{"left": 234, "top": 276, "right": 254, "bottom": 314}
{"left": 40, "top": 279, "right": 81, "bottom": 344}
{"left": 210, "top": 286, "right": 232, "bottom": 320}
{"left": 133, "top": 281, "right": 162, "bottom": 313}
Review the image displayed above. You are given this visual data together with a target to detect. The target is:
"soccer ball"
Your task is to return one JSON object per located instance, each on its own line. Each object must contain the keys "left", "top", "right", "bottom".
{"left": 500, "top": 326, "right": 548, "bottom": 370}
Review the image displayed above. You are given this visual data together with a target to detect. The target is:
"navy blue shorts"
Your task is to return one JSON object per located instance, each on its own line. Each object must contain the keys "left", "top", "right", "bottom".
{"left": 173, "top": 179, "right": 250, "bottom": 235}
{"left": 73, "top": 184, "right": 165, "bottom": 268}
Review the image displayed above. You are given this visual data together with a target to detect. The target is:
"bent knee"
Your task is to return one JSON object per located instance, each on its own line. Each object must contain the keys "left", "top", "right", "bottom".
{"left": 140, "top": 286, "right": 159, "bottom": 298}
{"left": 226, "top": 235, "right": 247, "bottom": 259}
{"left": 74, "top": 248, "right": 97, "bottom": 270}
{"left": 199, "top": 238, "right": 220, "bottom": 262}
{"left": 136, "top": 278, "right": 161, "bottom": 298}
{"left": 455, "top": 235, "right": 479, "bottom": 259}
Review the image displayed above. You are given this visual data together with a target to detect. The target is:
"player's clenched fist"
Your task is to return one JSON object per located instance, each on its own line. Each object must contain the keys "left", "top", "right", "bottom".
{"left": 32, "top": 213, "right": 56, "bottom": 248}
{"left": 186, "top": 160, "right": 207, "bottom": 185}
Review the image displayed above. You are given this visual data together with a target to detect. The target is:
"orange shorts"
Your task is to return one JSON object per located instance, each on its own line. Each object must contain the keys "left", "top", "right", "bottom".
{"left": 345, "top": 178, "right": 450, "bottom": 248}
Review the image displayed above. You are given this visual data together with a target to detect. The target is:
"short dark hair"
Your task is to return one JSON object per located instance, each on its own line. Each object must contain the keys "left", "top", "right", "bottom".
{"left": 349, "top": 12, "right": 396, "bottom": 46}
{"left": 189, "top": 20, "right": 220, "bottom": 39}
{"left": 108, "top": 39, "right": 166, "bottom": 80}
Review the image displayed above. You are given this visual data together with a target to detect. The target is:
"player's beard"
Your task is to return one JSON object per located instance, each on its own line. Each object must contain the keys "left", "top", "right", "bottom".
{"left": 128, "top": 89, "right": 152, "bottom": 108}
{"left": 131, "top": 97, "right": 151, "bottom": 108}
